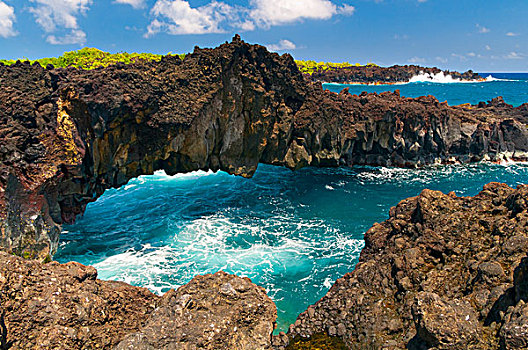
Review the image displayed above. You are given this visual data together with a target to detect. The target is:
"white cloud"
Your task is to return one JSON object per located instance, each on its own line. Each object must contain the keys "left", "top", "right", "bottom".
{"left": 250, "top": 0, "right": 353, "bottom": 27}
{"left": 146, "top": 0, "right": 239, "bottom": 36}
{"left": 505, "top": 51, "right": 524, "bottom": 60}
{"left": 408, "top": 56, "right": 425, "bottom": 64}
{"left": 476, "top": 24, "right": 490, "bottom": 34}
{"left": 467, "top": 52, "right": 476, "bottom": 57}
{"left": 0, "top": 1, "right": 16, "bottom": 38}
{"left": 267, "top": 39, "right": 296, "bottom": 51}
{"left": 114, "top": 0, "right": 146, "bottom": 9}
{"left": 29, "top": 0, "right": 91, "bottom": 45}
{"left": 506, "top": 32, "right": 519, "bottom": 37}
{"left": 46, "top": 28, "right": 86, "bottom": 44}
{"left": 435, "top": 56, "right": 447, "bottom": 64}
{"left": 147, "top": 0, "right": 354, "bottom": 36}
{"left": 485, "top": 45, "right": 491, "bottom": 51}
{"left": 451, "top": 53, "right": 467, "bottom": 61}
{"left": 393, "top": 34, "right": 408, "bottom": 40}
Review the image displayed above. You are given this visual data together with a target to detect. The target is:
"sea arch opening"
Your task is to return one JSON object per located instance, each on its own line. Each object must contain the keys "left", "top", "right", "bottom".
{"left": 53, "top": 162, "right": 528, "bottom": 332}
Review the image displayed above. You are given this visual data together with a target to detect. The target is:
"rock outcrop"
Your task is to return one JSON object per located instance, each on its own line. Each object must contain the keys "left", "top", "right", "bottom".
{"left": 0, "top": 251, "right": 276, "bottom": 349}
{"left": 1, "top": 36, "right": 527, "bottom": 259}
{"left": 283, "top": 183, "right": 528, "bottom": 349}
{"left": 307, "top": 64, "right": 483, "bottom": 84}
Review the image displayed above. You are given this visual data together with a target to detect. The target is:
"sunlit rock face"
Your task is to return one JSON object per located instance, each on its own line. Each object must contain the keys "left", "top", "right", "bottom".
{"left": 1, "top": 35, "right": 528, "bottom": 259}
{"left": 0, "top": 252, "right": 277, "bottom": 350}
{"left": 284, "top": 183, "right": 528, "bottom": 349}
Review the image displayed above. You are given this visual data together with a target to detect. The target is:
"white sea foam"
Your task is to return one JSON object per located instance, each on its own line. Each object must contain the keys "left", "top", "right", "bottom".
{"left": 408, "top": 72, "right": 517, "bottom": 84}
{"left": 409, "top": 71, "right": 474, "bottom": 83}
{"left": 92, "top": 211, "right": 363, "bottom": 301}
{"left": 484, "top": 75, "right": 517, "bottom": 82}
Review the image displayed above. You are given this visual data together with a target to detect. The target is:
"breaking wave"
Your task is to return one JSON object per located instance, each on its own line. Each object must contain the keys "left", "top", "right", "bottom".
{"left": 56, "top": 162, "right": 528, "bottom": 332}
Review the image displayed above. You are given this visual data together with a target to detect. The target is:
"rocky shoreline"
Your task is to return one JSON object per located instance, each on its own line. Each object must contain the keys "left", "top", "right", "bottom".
{"left": 281, "top": 182, "right": 528, "bottom": 349}
{"left": 1, "top": 183, "right": 527, "bottom": 349}
{"left": 1, "top": 36, "right": 527, "bottom": 260}
{"left": 1, "top": 36, "right": 528, "bottom": 349}
{"left": 306, "top": 64, "right": 484, "bottom": 84}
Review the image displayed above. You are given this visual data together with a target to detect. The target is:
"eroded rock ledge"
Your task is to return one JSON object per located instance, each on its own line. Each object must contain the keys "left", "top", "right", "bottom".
{"left": 282, "top": 183, "right": 528, "bottom": 350}
{"left": 0, "top": 254, "right": 276, "bottom": 349}
{"left": 1, "top": 36, "right": 528, "bottom": 259}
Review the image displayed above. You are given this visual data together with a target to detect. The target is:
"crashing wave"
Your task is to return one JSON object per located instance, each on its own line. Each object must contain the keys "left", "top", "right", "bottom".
{"left": 409, "top": 71, "right": 475, "bottom": 83}
{"left": 409, "top": 72, "right": 515, "bottom": 84}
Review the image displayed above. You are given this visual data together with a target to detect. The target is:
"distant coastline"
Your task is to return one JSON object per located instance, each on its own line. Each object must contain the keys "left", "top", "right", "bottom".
{"left": 304, "top": 64, "right": 484, "bottom": 84}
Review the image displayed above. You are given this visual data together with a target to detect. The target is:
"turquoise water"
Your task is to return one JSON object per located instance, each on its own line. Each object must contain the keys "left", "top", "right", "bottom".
{"left": 56, "top": 74, "right": 528, "bottom": 332}
{"left": 324, "top": 72, "right": 528, "bottom": 107}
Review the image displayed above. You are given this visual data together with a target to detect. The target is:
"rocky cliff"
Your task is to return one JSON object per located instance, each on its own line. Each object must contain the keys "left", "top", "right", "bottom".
{"left": 282, "top": 183, "right": 528, "bottom": 349}
{"left": 1, "top": 36, "right": 527, "bottom": 259}
{"left": 307, "top": 64, "right": 483, "bottom": 84}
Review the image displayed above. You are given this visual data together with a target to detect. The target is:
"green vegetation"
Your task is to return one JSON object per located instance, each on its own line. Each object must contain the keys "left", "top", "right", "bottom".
{"left": 0, "top": 48, "right": 186, "bottom": 70}
{"left": 295, "top": 60, "right": 378, "bottom": 75}
{"left": 0, "top": 47, "right": 375, "bottom": 74}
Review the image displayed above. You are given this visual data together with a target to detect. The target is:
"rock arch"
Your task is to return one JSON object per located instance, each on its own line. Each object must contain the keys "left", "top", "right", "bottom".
{"left": 1, "top": 36, "right": 528, "bottom": 260}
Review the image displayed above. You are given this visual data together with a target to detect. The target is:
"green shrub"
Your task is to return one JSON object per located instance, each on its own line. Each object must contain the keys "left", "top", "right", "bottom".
{"left": 295, "top": 60, "right": 376, "bottom": 75}
{"left": 0, "top": 48, "right": 186, "bottom": 69}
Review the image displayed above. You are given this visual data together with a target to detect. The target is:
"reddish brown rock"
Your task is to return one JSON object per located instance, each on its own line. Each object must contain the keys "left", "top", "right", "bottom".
{"left": 284, "top": 183, "right": 528, "bottom": 349}
{"left": 0, "top": 252, "right": 276, "bottom": 350}
{"left": 116, "top": 271, "right": 276, "bottom": 350}
{"left": 0, "top": 251, "right": 158, "bottom": 349}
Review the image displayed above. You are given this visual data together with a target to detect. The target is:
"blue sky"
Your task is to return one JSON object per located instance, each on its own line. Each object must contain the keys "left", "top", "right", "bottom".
{"left": 0, "top": 0, "right": 526, "bottom": 71}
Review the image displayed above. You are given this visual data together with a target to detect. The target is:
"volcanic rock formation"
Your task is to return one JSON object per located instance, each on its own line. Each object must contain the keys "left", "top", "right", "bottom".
{"left": 307, "top": 64, "right": 483, "bottom": 84}
{"left": 282, "top": 183, "right": 528, "bottom": 349}
{"left": 0, "top": 253, "right": 276, "bottom": 350}
{"left": 0, "top": 35, "right": 528, "bottom": 261}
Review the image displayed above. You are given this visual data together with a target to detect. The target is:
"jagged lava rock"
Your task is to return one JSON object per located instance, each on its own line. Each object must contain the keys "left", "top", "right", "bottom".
{"left": 284, "top": 183, "right": 528, "bottom": 350}
{"left": 1, "top": 37, "right": 528, "bottom": 259}
{"left": 0, "top": 252, "right": 276, "bottom": 350}
{"left": 0, "top": 251, "right": 158, "bottom": 349}
{"left": 115, "top": 271, "right": 276, "bottom": 350}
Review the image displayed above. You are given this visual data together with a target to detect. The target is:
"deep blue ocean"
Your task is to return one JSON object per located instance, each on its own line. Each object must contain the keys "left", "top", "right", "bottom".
{"left": 56, "top": 73, "right": 528, "bottom": 332}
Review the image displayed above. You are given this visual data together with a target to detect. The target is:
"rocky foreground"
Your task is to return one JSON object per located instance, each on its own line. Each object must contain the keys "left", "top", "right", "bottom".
{"left": 1, "top": 36, "right": 528, "bottom": 259}
{"left": 1, "top": 183, "right": 527, "bottom": 349}
{"left": 282, "top": 182, "right": 528, "bottom": 349}
{"left": 307, "top": 64, "right": 483, "bottom": 84}
{"left": 0, "top": 254, "right": 276, "bottom": 349}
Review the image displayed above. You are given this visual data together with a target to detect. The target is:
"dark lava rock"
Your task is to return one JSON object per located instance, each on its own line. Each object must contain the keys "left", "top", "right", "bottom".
{"left": 283, "top": 183, "right": 528, "bottom": 349}
{"left": 412, "top": 292, "right": 480, "bottom": 349}
{"left": 307, "top": 64, "right": 483, "bottom": 84}
{"left": 0, "top": 251, "right": 158, "bottom": 349}
{"left": 0, "top": 37, "right": 527, "bottom": 259}
{"left": 0, "top": 252, "right": 276, "bottom": 350}
{"left": 500, "top": 301, "right": 528, "bottom": 349}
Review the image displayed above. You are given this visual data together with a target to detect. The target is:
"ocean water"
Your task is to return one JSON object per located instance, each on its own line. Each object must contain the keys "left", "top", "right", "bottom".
{"left": 324, "top": 72, "right": 528, "bottom": 107}
{"left": 56, "top": 73, "right": 528, "bottom": 332}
